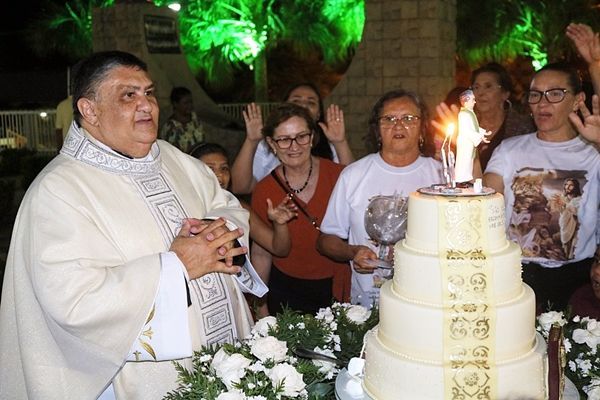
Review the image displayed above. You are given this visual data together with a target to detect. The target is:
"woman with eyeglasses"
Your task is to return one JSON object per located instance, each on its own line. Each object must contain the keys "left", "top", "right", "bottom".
{"left": 484, "top": 62, "right": 600, "bottom": 314}
{"left": 317, "top": 90, "right": 443, "bottom": 308}
{"left": 250, "top": 102, "right": 350, "bottom": 316}
{"left": 231, "top": 82, "right": 354, "bottom": 194}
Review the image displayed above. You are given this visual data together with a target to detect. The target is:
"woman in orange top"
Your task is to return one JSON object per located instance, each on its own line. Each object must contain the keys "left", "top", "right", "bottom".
{"left": 251, "top": 103, "right": 350, "bottom": 316}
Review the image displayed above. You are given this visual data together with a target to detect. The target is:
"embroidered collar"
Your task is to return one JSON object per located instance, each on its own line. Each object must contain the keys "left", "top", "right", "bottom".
{"left": 60, "top": 122, "right": 161, "bottom": 176}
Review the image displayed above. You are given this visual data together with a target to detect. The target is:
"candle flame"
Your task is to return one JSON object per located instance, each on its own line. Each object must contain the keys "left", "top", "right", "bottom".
{"left": 445, "top": 123, "right": 455, "bottom": 138}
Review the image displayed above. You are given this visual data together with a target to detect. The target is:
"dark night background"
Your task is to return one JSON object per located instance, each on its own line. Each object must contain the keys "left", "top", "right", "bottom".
{"left": 0, "top": 0, "right": 70, "bottom": 109}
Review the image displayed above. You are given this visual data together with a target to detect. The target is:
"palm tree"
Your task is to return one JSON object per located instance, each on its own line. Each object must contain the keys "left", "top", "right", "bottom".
{"left": 457, "top": 0, "right": 600, "bottom": 70}
{"left": 26, "top": 0, "right": 114, "bottom": 64}
{"left": 179, "top": 0, "right": 364, "bottom": 101}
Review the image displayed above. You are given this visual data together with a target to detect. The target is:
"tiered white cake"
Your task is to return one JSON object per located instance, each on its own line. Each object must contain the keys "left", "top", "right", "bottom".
{"left": 363, "top": 191, "right": 547, "bottom": 399}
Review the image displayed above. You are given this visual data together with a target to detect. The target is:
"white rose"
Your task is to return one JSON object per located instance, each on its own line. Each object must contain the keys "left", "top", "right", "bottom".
{"left": 345, "top": 304, "right": 371, "bottom": 324}
{"left": 573, "top": 326, "right": 600, "bottom": 349}
{"left": 537, "top": 311, "right": 566, "bottom": 334}
{"left": 251, "top": 336, "right": 288, "bottom": 363}
{"left": 211, "top": 348, "right": 252, "bottom": 389}
{"left": 268, "top": 363, "right": 306, "bottom": 397}
{"left": 252, "top": 316, "right": 278, "bottom": 337}
{"left": 216, "top": 390, "right": 246, "bottom": 400}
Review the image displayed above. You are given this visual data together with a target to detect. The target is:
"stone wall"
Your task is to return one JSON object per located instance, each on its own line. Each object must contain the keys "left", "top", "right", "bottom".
{"left": 329, "top": 0, "right": 456, "bottom": 157}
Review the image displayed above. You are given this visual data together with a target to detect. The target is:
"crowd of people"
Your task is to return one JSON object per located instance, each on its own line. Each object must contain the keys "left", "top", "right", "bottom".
{"left": 2, "top": 21, "right": 600, "bottom": 399}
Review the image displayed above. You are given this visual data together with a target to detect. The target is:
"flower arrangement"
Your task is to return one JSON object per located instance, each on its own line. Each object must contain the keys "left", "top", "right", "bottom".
{"left": 537, "top": 311, "right": 600, "bottom": 399}
{"left": 165, "top": 303, "right": 379, "bottom": 400}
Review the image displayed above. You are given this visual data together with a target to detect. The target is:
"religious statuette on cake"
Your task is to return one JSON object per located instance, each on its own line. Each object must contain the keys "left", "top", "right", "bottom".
{"left": 363, "top": 194, "right": 408, "bottom": 272}
{"left": 454, "top": 89, "right": 491, "bottom": 183}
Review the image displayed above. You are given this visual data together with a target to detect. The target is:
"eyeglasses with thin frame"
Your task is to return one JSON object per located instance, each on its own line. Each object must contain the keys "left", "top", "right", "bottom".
{"left": 379, "top": 114, "right": 421, "bottom": 129}
{"left": 527, "top": 88, "right": 571, "bottom": 104}
{"left": 271, "top": 132, "right": 313, "bottom": 149}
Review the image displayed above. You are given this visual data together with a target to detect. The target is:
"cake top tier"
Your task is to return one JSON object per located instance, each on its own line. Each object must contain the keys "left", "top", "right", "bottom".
{"left": 403, "top": 191, "right": 508, "bottom": 254}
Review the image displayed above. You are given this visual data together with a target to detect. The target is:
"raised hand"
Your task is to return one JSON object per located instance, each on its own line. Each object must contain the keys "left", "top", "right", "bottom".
{"left": 242, "top": 103, "right": 264, "bottom": 142}
{"left": 170, "top": 218, "right": 247, "bottom": 280}
{"left": 570, "top": 94, "right": 600, "bottom": 145}
{"left": 431, "top": 101, "right": 460, "bottom": 135}
{"left": 320, "top": 104, "right": 346, "bottom": 144}
{"left": 566, "top": 23, "right": 600, "bottom": 65}
{"left": 266, "top": 196, "right": 298, "bottom": 225}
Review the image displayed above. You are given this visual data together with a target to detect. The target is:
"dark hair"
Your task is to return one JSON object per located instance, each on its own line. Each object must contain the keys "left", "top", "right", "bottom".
{"left": 471, "top": 62, "right": 514, "bottom": 94}
{"left": 564, "top": 178, "right": 582, "bottom": 197}
{"left": 367, "top": 89, "right": 434, "bottom": 157}
{"left": 189, "top": 142, "right": 229, "bottom": 162}
{"left": 534, "top": 62, "right": 583, "bottom": 94}
{"left": 170, "top": 86, "right": 192, "bottom": 104}
{"left": 72, "top": 51, "right": 148, "bottom": 125}
{"left": 282, "top": 82, "right": 333, "bottom": 160}
{"left": 262, "top": 103, "right": 319, "bottom": 144}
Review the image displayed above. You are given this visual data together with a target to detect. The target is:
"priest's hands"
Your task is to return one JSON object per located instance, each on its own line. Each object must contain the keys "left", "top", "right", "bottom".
{"left": 170, "top": 218, "right": 248, "bottom": 280}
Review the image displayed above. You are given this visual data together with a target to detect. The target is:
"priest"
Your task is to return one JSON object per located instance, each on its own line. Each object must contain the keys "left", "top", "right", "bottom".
{"left": 0, "top": 51, "right": 266, "bottom": 399}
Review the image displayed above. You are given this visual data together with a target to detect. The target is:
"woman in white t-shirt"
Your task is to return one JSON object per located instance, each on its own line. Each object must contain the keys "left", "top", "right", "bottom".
{"left": 484, "top": 62, "right": 600, "bottom": 313}
{"left": 317, "top": 89, "right": 443, "bottom": 307}
{"left": 230, "top": 82, "right": 354, "bottom": 194}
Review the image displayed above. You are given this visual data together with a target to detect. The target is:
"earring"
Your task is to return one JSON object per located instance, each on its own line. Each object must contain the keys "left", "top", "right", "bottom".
{"left": 504, "top": 99, "right": 512, "bottom": 111}
{"left": 419, "top": 135, "right": 424, "bottom": 147}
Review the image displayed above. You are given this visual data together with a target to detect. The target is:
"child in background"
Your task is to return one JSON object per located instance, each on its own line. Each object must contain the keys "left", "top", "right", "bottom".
{"left": 190, "top": 143, "right": 297, "bottom": 257}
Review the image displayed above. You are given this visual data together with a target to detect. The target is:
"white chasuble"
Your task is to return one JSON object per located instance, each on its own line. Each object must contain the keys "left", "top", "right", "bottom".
{"left": 0, "top": 124, "right": 260, "bottom": 400}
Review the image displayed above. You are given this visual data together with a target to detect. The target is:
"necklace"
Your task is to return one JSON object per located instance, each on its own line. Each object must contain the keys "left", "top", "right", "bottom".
{"left": 283, "top": 157, "right": 313, "bottom": 194}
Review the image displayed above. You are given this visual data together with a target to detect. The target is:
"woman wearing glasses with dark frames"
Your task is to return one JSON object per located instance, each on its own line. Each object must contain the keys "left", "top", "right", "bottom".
{"left": 317, "top": 90, "right": 443, "bottom": 307}
{"left": 250, "top": 103, "right": 350, "bottom": 317}
{"left": 484, "top": 62, "right": 600, "bottom": 314}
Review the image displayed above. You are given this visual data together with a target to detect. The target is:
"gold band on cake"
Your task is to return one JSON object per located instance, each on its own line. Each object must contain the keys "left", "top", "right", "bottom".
{"left": 438, "top": 197, "right": 497, "bottom": 399}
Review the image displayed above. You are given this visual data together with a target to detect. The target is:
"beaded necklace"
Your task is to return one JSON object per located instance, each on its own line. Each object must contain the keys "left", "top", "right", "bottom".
{"left": 283, "top": 157, "right": 313, "bottom": 194}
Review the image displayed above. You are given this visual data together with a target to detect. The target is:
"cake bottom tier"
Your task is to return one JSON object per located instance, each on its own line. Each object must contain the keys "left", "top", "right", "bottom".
{"left": 363, "top": 330, "right": 547, "bottom": 400}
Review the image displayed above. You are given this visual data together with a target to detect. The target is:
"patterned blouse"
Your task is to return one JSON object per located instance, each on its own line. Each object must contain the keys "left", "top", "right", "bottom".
{"left": 159, "top": 112, "right": 205, "bottom": 153}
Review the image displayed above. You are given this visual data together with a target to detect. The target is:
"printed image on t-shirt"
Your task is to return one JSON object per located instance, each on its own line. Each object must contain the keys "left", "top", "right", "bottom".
{"left": 509, "top": 167, "right": 586, "bottom": 261}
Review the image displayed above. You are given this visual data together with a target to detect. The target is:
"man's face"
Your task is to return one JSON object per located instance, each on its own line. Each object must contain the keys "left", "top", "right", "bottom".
{"left": 564, "top": 180, "right": 575, "bottom": 195}
{"left": 81, "top": 66, "right": 159, "bottom": 158}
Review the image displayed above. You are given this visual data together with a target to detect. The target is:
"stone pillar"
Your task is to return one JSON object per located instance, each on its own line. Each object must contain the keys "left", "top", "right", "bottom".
{"left": 329, "top": 0, "right": 456, "bottom": 157}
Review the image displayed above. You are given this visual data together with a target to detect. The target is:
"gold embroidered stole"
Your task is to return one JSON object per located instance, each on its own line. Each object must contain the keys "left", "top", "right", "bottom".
{"left": 439, "top": 197, "right": 497, "bottom": 399}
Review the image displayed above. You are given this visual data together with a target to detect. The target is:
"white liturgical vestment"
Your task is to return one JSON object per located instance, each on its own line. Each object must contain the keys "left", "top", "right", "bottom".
{"left": 0, "top": 123, "right": 266, "bottom": 399}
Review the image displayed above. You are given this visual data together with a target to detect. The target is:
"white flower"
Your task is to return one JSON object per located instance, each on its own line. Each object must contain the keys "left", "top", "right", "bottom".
{"left": 248, "top": 362, "right": 267, "bottom": 373}
{"left": 296, "top": 322, "right": 305, "bottom": 329}
{"left": 248, "top": 396, "right": 267, "bottom": 400}
{"left": 211, "top": 348, "right": 252, "bottom": 390}
{"left": 568, "top": 360, "right": 577, "bottom": 372}
{"left": 199, "top": 354, "right": 212, "bottom": 363}
{"left": 537, "top": 311, "right": 567, "bottom": 335}
{"left": 216, "top": 390, "right": 246, "bottom": 400}
{"left": 345, "top": 304, "right": 371, "bottom": 324}
{"left": 251, "top": 336, "right": 288, "bottom": 363}
{"left": 586, "top": 379, "right": 600, "bottom": 400}
{"left": 316, "top": 307, "right": 335, "bottom": 323}
{"left": 573, "top": 315, "right": 581, "bottom": 323}
{"left": 247, "top": 382, "right": 255, "bottom": 389}
{"left": 253, "top": 316, "right": 278, "bottom": 337}
{"left": 577, "top": 359, "right": 593, "bottom": 375}
{"left": 268, "top": 363, "right": 306, "bottom": 397}
{"left": 563, "top": 338, "right": 572, "bottom": 353}
{"left": 310, "top": 347, "right": 338, "bottom": 379}
{"left": 572, "top": 320, "right": 600, "bottom": 349}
